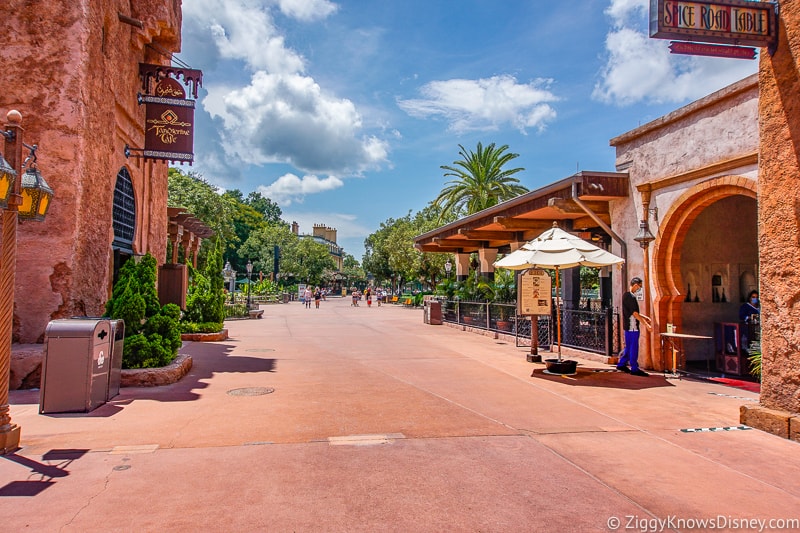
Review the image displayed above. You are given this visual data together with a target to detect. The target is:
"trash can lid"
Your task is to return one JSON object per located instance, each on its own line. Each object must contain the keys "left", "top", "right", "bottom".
{"left": 45, "top": 318, "right": 112, "bottom": 339}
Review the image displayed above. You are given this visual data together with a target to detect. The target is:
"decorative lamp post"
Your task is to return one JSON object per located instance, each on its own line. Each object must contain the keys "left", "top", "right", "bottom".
{"left": 445, "top": 259, "right": 452, "bottom": 279}
{"left": 0, "top": 154, "right": 15, "bottom": 210}
{"left": 246, "top": 259, "right": 253, "bottom": 309}
{"left": 634, "top": 219, "right": 656, "bottom": 366}
{"left": 222, "top": 261, "right": 235, "bottom": 304}
{"left": 18, "top": 163, "right": 53, "bottom": 221}
{"left": 0, "top": 110, "right": 55, "bottom": 454}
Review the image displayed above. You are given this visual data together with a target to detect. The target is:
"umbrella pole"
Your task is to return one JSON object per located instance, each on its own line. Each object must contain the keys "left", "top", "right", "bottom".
{"left": 556, "top": 266, "right": 562, "bottom": 361}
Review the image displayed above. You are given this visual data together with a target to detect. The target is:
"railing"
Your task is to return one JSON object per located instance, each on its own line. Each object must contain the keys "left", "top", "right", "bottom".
{"left": 438, "top": 299, "right": 620, "bottom": 356}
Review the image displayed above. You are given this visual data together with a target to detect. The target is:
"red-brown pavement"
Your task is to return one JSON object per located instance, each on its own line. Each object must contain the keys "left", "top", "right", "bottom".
{"left": 2, "top": 297, "right": 799, "bottom": 532}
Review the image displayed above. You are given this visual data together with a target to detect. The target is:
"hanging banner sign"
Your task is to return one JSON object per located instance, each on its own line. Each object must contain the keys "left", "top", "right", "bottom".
{"left": 142, "top": 95, "right": 195, "bottom": 163}
{"left": 517, "top": 269, "right": 552, "bottom": 316}
{"left": 137, "top": 64, "right": 203, "bottom": 164}
{"left": 650, "top": 0, "right": 777, "bottom": 48}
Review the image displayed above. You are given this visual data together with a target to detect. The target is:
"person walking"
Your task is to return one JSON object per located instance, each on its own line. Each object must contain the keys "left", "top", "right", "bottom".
{"left": 314, "top": 287, "right": 322, "bottom": 309}
{"left": 303, "top": 287, "right": 312, "bottom": 309}
{"left": 616, "top": 277, "right": 652, "bottom": 376}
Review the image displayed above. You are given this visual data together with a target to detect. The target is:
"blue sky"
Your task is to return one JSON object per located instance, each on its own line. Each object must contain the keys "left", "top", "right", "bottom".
{"left": 177, "top": 0, "right": 757, "bottom": 260}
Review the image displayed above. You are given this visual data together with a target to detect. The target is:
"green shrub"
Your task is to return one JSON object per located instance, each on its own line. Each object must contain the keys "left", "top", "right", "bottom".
{"left": 183, "top": 239, "right": 225, "bottom": 329}
{"left": 105, "top": 253, "right": 181, "bottom": 369}
{"left": 180, "top": 321, "right": 224, "bottom": 334}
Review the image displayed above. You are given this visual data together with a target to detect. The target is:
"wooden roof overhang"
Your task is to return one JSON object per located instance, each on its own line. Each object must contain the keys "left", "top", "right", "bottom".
{"left": 414, "top": 171, "right": 629, "bottom": 254}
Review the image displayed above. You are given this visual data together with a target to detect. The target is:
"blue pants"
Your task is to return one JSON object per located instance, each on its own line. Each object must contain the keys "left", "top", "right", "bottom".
{"left": 618, "top": 330, "right": 641, "bottom": 371}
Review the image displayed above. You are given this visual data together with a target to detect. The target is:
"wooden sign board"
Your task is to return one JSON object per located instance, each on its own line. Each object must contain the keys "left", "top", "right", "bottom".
{"left": 669, "top": 40, "right": 756, "bottom": 59}
{"left": 517, "top": 269, "right": 552, "bottom": 316}
{"left": 650, "top": 0, "right": 777, "bottom": 48}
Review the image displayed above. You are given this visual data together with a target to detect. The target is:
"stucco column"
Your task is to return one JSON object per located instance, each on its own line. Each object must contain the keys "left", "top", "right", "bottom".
{"left": 455, "top": 253, "right": 470, "bottom": 282}
{"left": 478, "top": 248, "right": 497, "bottom": 281}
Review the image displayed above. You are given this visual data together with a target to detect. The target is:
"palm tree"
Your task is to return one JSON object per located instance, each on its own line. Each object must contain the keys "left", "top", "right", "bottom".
{"left": 435, "top": 142, "right": 528, "bottom": 218}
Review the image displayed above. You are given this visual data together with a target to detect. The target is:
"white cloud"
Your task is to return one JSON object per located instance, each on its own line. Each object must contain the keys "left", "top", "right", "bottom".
{"left": 276, "top": 0, "right": 338, "bottom": 21}
{"left": 258, "top": 173, "right": 344, "bottom": 206}
{"left": 183, "top": 0, "right": 305, "bottom": 74}
{"left": 397, "top": 75, "right": 558, "bottom": 134}
{"left": 182, "top": 0, "right": 388, "bottom": 178}
{"left": 203, "top": 72, "right": 389, "bottom": 173}
{"left": 593, "top": 0, "right": 757, "bottom": 105}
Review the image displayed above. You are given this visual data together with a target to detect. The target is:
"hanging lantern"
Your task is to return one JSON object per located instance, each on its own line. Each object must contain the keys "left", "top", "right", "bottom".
{"left": 18, "top": 165, "right": 53, "bottom": 221}
{"left": 0, "top": 153, "right": 15, "bottom": 210}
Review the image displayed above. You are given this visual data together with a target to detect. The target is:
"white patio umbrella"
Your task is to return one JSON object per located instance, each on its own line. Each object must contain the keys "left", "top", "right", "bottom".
{"left": 494, "top": 222, "right": 625, "bottom": 359}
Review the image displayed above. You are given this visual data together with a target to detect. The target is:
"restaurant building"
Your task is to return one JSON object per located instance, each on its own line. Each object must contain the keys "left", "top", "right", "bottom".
{"left": 0, "top": 1, "right": 187, "bottom": 344}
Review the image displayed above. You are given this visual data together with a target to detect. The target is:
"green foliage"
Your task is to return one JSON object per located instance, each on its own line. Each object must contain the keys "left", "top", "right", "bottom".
{"left": 184, "top": 240, "right": 225, "bottom": 325}
{"left": 105, "top": 254, "right": 159, "bottom": 320}
{"left": 168, "top": 169, "right": 238, "bottom": 267}
{"left": 180, "top": 321, "right": 225, "bottom": 334}
{"left": 435, "top": 142, "right": 528, "bottom": 218}
{"left": 105, "top": 254, "right": 181, "bottom": 369}
{"left": 363, "top": 202, "right": 455, "bottom": 290}
{"left": 747, "top": 341, "right": 762, "bottom": 378}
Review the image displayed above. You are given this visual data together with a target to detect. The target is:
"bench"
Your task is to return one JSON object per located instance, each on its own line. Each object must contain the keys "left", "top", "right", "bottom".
{"left": 248, "top": 309, "right": 264, "bottom": 319}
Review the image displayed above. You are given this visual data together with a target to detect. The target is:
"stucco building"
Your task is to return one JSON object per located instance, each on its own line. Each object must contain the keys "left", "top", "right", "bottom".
{"left": 0, "top": 1, "right": 185, "bottom": 343}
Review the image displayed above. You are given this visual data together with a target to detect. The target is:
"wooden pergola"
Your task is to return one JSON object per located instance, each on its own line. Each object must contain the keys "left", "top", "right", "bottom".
{"left": 413, "top": 171, "right": 629, "bottom": 281}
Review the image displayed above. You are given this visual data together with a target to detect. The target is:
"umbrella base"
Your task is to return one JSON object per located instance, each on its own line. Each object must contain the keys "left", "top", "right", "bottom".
{"left": 544, "top": 358, "right": 578, "bottom": 375}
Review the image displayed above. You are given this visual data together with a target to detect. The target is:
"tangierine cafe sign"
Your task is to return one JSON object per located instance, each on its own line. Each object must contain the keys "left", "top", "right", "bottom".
{"left": 135, "top": 64, "right": 203, "bottom": 164}
{"left": 650, "top": 0, "right": 778, "bottom": 57}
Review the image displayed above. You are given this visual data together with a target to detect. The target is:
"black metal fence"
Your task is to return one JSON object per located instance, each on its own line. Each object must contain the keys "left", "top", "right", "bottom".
{"left": 438, "top": 299, "right": 621, "bottom": 356}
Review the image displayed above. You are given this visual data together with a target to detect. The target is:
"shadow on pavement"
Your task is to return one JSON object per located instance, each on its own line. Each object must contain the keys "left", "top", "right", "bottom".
{"left": 0, "top": 448, "right": 87, "bottom": 497}
{"left": 530, "top": 367, "right": 675, "bottom": 390}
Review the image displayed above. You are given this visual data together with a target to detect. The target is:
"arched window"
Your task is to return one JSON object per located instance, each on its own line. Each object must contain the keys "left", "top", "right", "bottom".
{"left": 112, "top": 167, "right": 136, "bottom": 252}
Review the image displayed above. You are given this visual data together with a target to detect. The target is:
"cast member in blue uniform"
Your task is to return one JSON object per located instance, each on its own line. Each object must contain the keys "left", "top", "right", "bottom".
{"left": 617, "top": 277, "right": 652, "bottom": 377}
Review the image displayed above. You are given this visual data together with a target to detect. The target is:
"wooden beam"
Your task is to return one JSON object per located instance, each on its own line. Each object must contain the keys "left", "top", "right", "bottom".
{"left": 493, "top": 217, "right": 551, "bottom": 230}
{"left": 547, "top": 198, "right": 609, "bottom": 214}
{"left": 458, "top": 229, "right": 515, "bottom": 240}
{"left": 571, "top": 214, "right": 611, "bottom": 229}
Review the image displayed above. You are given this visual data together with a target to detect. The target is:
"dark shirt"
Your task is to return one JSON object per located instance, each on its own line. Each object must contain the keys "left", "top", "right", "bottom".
{"left": 622, "top": 291, "right": 640, "bottom": 331}
{"left": 739, "top": 302, "right": 759, "bottom": 322}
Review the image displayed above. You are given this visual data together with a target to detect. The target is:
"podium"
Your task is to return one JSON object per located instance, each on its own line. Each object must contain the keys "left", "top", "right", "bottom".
{"left": 714, "top": 322, "right": 747, "bottom": 376}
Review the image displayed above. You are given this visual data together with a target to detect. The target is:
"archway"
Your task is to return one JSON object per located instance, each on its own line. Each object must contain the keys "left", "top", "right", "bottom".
{"left": 111, "top": 167, "right": 136, "bottom": 286}
{"left": 650, "top": 176, "right": 757, "bottom": 371}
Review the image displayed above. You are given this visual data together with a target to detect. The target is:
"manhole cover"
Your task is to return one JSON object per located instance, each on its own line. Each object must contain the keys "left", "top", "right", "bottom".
{"left": 245, "top": 348, "right": 275, "bottom": 353}
{"left": 227, "top": 387, "right": 275, "bottom": 396}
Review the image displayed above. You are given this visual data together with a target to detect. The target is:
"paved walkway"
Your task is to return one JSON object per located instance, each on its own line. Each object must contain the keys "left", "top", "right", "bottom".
{"left": 2, "top": 298, "right": 799, "bottom": 532}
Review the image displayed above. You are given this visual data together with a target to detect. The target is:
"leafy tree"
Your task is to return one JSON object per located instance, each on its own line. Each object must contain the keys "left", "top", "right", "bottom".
{"left": 245, "top": 191, "right": 283, "bottom": 224}
{"left": 435, "top": 142, "right": 528, "bottom": 218}
{"left": 239, "top": 223, "right": 299, "bottom": 279}
{"left": 294, "top": 238, "right": 337, "bottom": 286}
{"left": 341, "top": 254, "right": 366, "bottom": 288}
{"left": 168, "top": 168, "right": 237, "bottom": 267}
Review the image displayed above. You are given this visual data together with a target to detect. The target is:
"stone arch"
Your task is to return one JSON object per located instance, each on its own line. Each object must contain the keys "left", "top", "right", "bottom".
{"left": 650, "top": 175, "right": 757, "bottom": 368}
{"left": 111, "top": 166, "right": 137, "bottom": 286}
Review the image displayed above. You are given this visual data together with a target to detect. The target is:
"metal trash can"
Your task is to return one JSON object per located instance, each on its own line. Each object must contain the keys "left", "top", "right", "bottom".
{"left": 39, "top": 318, "right": 113, "bottom": 414}
{"left": 429, "top": 301, "right": 443, "bottom": 325}
{"left": 282, "top": 292, "right": 290, "bottom": 304}
{"left": 106, "top": 319, "right": 125, "bottom": 401}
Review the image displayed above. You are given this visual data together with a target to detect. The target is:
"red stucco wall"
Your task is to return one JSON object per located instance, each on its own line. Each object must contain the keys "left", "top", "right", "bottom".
{"left": 0, "top": 0, "right": 182, "bottom": 342}
{"left": 758, "top": 1, "right": 800, "bottom": 414}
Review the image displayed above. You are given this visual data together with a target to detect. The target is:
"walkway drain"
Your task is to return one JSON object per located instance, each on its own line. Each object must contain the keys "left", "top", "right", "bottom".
{"left": 245, "top": 348, "right": 275, "bottom": 353}
{"left": 227, "top": 387, "right": 275, "bottom": 396}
